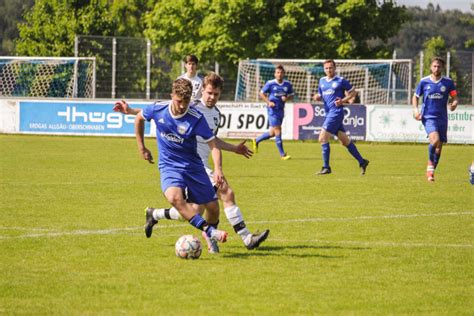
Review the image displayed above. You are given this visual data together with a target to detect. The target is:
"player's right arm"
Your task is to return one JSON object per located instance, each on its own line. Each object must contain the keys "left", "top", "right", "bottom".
{"left": 412, "top": 81, "right": 423, "bottom": 121}
{"left": 113, "top": 100, "right": 141, "bottom": 115}
{"left": 259, "top": 82, "right": 275, "bottom": 107}
{"left": 134, "top": 111, "right": 154, "bottom": 164}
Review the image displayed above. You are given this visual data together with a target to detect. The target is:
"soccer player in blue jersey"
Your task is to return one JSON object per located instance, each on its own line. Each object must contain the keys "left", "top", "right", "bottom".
{"left": 146, "top": 73, "right": 270, "bottom": 253}
{"left": 253, "top": 65, "right": 294, "bottom": 160}
{"left": 412, "top": 57, "right": 458, "bottom": 182}
{"left": 313, "top": 59, "right": 369, "bottom": 175}
{"left": 113, "top": 78, "right": 228, "bottom": 244}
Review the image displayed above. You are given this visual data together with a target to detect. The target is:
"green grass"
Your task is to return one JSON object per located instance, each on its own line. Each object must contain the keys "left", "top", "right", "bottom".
{"left": 1, "top": 134, "right": 473, "bottom": 315}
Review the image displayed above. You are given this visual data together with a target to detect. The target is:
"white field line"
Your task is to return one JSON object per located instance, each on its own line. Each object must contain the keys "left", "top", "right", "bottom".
{"left": 1, "top": 211, "right": 473, "bottom": 243}
{"left": 272, "top": 239, "right": 474, "bottom": 249}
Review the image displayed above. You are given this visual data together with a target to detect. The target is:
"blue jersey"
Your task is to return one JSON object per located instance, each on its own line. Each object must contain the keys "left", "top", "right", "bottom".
{"left": 415, "top": 76, "right": 457, "bottom": 123}
{"left": 260, "top": 79, "right": 294, "bottom": 112}
{"left": 142, "top": 101, "right": 215, "bottom": 171}
{"left": 318, "top": 76, "right": 353, "bottom": 116}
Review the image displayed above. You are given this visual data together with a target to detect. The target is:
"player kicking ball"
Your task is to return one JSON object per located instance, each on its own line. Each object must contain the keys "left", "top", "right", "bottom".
{"left": 412, "top": 57, "right": 458, "bottom": 182}
{"left": 114, "top": 78, "right": 228, "bottom": 248}
{"left": 148, "top": 73, "right": 269, "bottom": 253}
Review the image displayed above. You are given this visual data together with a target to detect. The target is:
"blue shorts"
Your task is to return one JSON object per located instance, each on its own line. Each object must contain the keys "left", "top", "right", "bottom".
{"left": 267, "top": 109, "right": 284, "bottom": 127}
{"left": 322, "top": 114, "right": 345, "bottom": 135}
{"left": 160, "top": 168, "right": 217, "bottom": 204}
{"left": 423, "top": 118, "right": 448, "bottom": 143}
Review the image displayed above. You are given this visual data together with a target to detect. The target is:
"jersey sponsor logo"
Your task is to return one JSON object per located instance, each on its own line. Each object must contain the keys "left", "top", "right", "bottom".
{"left": 160, "top": 132, "right": 184, "bottom": 144}
{"left": 274, "top": 92, "right": 287, "bottom": 97}
{"left": 428, "top": 93, "right": 444, "bottom": 99}
{"left": 322, "top": 89, "right": 335, "bottom": 96}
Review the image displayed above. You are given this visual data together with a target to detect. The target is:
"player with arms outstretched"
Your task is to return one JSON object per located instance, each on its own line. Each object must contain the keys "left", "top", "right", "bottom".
{"left": 412, "top": 57, "right": 458, "bottom": 182}
{"left": 113, "top": 78, "right": 228, "bottom": 246}
{"left": 143, "top": 73, "right": 270, "bottom": 253}
{"left": 253, "top": 64, "right": 294, "bottom": 160}
{"left": 313, "top": 59, "right": 369, "bottom": 175}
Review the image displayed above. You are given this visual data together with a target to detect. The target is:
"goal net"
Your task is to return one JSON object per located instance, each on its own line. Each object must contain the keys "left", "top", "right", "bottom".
{"left": 235, "top": 59, "right": 412, "bottom": 104}
{"left": 0, "top": 57, "right": 96, "bottom": 98}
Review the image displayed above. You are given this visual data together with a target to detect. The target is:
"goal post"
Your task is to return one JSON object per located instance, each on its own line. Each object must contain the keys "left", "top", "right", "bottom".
{"left": 235, "top": 59, "right": 412, "bottom": 105}
{"left": 0, "top": 57, "right": 96, "bottom": 98}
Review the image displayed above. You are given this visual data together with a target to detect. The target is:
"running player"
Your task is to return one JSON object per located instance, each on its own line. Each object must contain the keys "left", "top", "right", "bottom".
{"left": 313, "top": 59, "right": 369, "bottom": 175}
{"left": 412, "top": 57, "right": 458, "bottom": 182}
{"left": 253, "top": 64, "right": 294, "bottom": 160}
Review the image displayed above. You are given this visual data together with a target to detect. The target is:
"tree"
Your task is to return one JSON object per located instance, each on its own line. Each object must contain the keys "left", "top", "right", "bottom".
{"left": 144, "top": 0, "right": 407, "bottom": 70}
{"left": 0, "top": 0, "right": 34, "bottom": 55}
{"left": 15, "top": 0, "right": 115, "bottom": 56}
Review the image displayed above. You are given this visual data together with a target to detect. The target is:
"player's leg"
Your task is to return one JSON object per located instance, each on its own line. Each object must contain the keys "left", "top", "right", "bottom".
{"left": 218, "top": 179, "right": 269, "bottom": 250}
{"left": 424, "top": 119, "right": 442, "bottom": 181}
{"left": 254, "top": 110, "right": 275, "bottom": 152}
{"left": 338, "top": 130, "right": 369, "bottom": 175}
{"left": 273, "top": 125, "right": 290, "bottom": 160}
{"left": 317, "top": 128, "right": 332, "bottom": 174}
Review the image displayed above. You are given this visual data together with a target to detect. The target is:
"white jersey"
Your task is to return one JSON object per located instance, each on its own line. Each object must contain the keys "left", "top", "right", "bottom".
{"left": 194, "top": 100, "right": 220, "bottom": 169}
{"left": 178, "top": 73, "right": 203, "bottom": 101}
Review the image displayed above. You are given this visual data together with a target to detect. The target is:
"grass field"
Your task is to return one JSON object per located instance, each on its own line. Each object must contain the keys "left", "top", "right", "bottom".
{"left": 1, "top": 134, "right": 473, "bottom": 315}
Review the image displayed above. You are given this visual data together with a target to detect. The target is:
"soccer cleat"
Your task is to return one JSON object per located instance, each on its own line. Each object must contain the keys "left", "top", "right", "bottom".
{"left": 210, "top": 228, "right": 228, "bottom": 243}
{"left": 316, "top": 167, "right": 332, "bottom": 175}
{"left": 360, "top": 159, "right": 370, "bottom": 175}
{"left": 245, "top": 229, "right": 270, "bottom": 250}
{"left": 202, "top": 231, "right": 219, "bottom": 253}
{"left": 281, "top": 154, "right": 291, "bottom": 161}
{"left": 252, "top": 138, "right": 258, "bottom": 153}
{"left": 426, "top": 161, "right": 435, "bottom": 182}
{"left": 144, "top": 207, "right": 158, "bottom": 238}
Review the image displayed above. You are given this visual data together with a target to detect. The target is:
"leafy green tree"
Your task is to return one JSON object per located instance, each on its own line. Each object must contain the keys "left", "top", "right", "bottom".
{"left": 15, "top": 0, "right": 114, "bottom": 56}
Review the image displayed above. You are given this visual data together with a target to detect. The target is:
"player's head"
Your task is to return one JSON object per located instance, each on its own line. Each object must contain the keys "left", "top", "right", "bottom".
{"left": 202, "top": 72, "right": 224, "bottom": 108}
{"left": 430, "top": 57, "right": 444, "bottom": 77}
{"left": 274, "top": 65, "right": 285, "bottom": 82}
{"left": 184, "top": 54, "right": 199, "bottom": 75}
{"left": 323, "top": 59, "right": 336, "bottom": 78}
{"left": 171, "top": 78, "right": 193, "bottom": 115}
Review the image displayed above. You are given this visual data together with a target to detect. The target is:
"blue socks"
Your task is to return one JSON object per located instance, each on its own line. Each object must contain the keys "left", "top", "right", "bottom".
{"left": 428, "top": 144, "right": 441, "bottom": 168}
{"left": 256, "top": 132, "right": 271, "bottom": 144}
{"left": 322, "top": 143, "right": 330, "bottom": 168}
{"left": 347, "top": 142, "right": 364, "bottom": 165}
{"left": 275, "top": 135, "right": 285, "bottom": 156}
{"left": 189, "top": 214, "right": 206, "bottom": 230}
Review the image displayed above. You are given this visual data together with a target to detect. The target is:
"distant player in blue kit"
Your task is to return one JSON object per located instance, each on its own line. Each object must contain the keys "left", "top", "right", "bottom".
{"left": 113, "top": 78, "right": 228, "bottom": 244}
{"left": 412, "top": 57, "right": 458, "bottom": 182}
{"left": 253, "top": 65, "right": 294, "bottom": 160}
{"left": 313, "top": 59, "right": 369, "bottom": 175}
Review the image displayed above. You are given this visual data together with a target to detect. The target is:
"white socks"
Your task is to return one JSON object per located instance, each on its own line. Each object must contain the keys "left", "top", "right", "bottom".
{"left": 152, "top": 207, "right": 184, "bottom": 221}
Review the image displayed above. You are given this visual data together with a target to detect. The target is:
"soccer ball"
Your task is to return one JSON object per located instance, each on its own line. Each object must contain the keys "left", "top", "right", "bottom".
{"left": 175, "top": 235, "right": 202, "bottom": 259}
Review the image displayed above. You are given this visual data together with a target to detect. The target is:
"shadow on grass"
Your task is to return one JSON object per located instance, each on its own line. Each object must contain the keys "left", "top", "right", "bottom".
{"left": 222, "top": 244, "right": 370, "bottom": 259}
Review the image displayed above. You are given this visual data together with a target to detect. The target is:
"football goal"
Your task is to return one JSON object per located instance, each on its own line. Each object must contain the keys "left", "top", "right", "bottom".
{"left": 235, "top": 59, "right": 412, "bottom": 105}
{"left": 0, "top": 57, "right": 96, "bottom": 98}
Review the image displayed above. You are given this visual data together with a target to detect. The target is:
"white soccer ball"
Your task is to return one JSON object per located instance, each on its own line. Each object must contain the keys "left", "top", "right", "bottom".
{"left": 175, "top": 235, "right": 202, "bottom": 259}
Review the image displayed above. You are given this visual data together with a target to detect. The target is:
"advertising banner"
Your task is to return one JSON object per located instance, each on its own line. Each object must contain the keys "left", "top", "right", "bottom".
{"left": 216, "top": 102, "right": 294, "bottom": 140}
{"left": 293, "top": 103, "right": 366, "bottom": 141}
{"left": 19, "top": 101, "right": 151, "bottom": 136}
{"left": 366, "top": 105, "right": 474, "bottom": 144}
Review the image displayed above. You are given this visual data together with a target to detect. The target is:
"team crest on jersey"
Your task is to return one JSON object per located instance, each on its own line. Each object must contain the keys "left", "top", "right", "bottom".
{"left": 440, "top": 85, "right": 446, "bottom": 92}
{"left": 283, "top": 87, "right": 288, "bottom": 91}
{"left": 332, "top": 82, "right": 338, "bottom": 88}
{"left": 177, "top": 123, "right": 189, "bottom": 135}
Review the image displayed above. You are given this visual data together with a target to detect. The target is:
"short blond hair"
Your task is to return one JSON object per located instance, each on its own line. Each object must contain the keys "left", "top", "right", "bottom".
{"left": 172, "top": 78, "right": 193, "bottom": 99}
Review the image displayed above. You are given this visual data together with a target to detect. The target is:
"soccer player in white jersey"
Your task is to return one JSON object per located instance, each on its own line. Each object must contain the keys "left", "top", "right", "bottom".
{"left": 412, "top": 57, "right": 458, "bottom": 182}
{"left": 313, "top": 59, "right": 369, "bottom": 175}
{"left": 178, "top": 54, "right": 203, "bottom": 101}
{"left": 113, "top": 78, "right": 228, "bottom": 246}
{"left": 149, "top": 73, "right": 270, "bottom": 253}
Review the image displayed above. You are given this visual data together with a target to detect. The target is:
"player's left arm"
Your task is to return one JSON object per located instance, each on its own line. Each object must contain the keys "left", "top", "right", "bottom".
{"left": 341, "top": 89, "right": 356, "bottom": 105}
{"left": 281, "top": 83, "right": 294, "bottom": 103}
{"left": 335, "top": 79, "right": 354, "bottom": 106}
{"left": 448, "top": 83, "right": 458, "bottom": 111}
{"left": 214, "top": 137, "right": 252, "bottom": 158}
{"left": 207, "top": 138, "right": 224, "bottom": 187}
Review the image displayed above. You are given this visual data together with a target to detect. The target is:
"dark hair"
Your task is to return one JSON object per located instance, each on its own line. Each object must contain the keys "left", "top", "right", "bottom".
{"left": 431, "top": 57, "right": 445, "bottom": 67}
{"left": 275, "top": 64, "right": 285, "bottom": 72}
{"left": 172, "top": 78, "right": 193, "bottom": 99}
{"left": 184, "top": 54, "right": 199, "bottom": 64}
{"left": 323, "top": 59, "right": 336, "bottom": 67}
{"left": 203, "top": 72, "right": 224, "bottom": 90}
